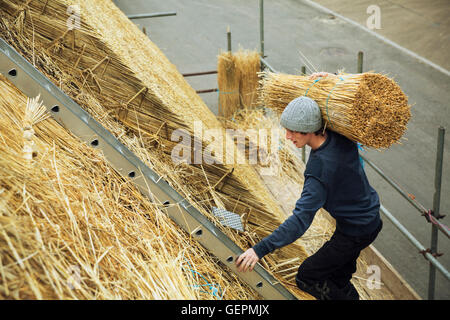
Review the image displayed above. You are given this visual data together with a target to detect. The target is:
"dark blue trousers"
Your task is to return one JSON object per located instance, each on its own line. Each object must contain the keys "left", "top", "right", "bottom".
{"left": 296, "top": 220, "right": 383, "bottom": 300}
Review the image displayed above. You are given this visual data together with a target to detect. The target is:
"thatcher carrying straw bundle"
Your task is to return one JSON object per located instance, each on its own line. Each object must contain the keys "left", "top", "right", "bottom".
{"left": 259, "top": 71, "right": 411, "bottom": 149}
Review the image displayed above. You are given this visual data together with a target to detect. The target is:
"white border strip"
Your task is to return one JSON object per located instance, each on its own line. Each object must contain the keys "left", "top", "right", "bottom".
{"left": 302, "top": 0, "right": 450, "bottom": 77}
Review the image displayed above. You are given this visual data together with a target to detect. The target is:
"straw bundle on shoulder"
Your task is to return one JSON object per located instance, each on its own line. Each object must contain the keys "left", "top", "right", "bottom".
{"left": 234, "top": 49, "right": 261, "bottom": 108}
{"left": 260, "top": 72, "right": 411, "bottom": 149}
{"left": 217, "top": 51, "right": 240, "bottom": 118}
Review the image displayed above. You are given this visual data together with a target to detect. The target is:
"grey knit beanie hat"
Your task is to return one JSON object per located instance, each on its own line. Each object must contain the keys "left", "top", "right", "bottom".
{"left": 280, "top": 96, "right": 322, "bottom": 133}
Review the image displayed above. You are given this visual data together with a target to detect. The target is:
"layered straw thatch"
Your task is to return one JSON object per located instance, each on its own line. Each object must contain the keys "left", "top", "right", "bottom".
{"left": 259, "top": 72, "right": 411, "bottom": 149}
{"left": 221, "top": 107, "right": 395, "bottom": 300}
{"left": 0, "top": 0, "right": 314, "bottom": 299}
{"left": 0, "top": 76, "right": 258, "bottom": 299}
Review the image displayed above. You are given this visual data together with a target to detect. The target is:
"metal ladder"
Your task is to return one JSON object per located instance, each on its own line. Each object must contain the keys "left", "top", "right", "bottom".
{"left": 0, "top": 38, "right": 296, "bottom": 300}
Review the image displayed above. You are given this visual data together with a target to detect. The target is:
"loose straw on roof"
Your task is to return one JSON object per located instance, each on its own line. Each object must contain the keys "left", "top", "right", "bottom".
{"left": 259, "top": 72, "right": 411, "bottom": 149}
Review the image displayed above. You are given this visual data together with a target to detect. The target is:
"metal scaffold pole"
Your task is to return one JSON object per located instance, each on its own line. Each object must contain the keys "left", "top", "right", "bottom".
{"left": 127, "top": 12, "right": 177, "bottom": 20}
{"left": 259, "top": 0, "right": 264, "bottom": 58}
{"left": 227, "top": 26, "right": 232, "bottom": 52}
{"left": 428, "top": 126, "right": 446, "bottom": 299}
{"left": 357, "top": 51, "right": 363, "bottom": 73}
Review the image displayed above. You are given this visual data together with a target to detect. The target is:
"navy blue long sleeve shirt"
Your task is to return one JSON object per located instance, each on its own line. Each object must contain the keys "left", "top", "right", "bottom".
{"left": 253, "top": 130, "right": 381, "bottom": 259}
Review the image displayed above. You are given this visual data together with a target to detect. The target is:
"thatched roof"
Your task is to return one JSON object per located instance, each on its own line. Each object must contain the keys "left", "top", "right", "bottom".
{"left": 0, "top": 0, "right": 312, "bottom": 299}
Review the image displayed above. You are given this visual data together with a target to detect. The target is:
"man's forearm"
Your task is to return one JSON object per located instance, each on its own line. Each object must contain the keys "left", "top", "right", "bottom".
{"left": 252, "top": 177, "right": 326, "bottom": 259}
{"left": 252, "top": 213, "right": 311, "bottom": 259}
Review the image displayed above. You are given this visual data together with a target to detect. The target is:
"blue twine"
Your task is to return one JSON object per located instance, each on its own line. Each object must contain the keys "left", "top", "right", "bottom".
{"left": 182, "top": 258, "right": 223, "bottom": 299}
{"left": 357, "top": 142, "right": 366, "bottom": 168}
{"left": 278, "top": 138, "right": 284, "bottom": 151}
{"left": 304, "top": 78, "right": 321, "bottom": 97}
{"left": 324, "top": 76, "right": 345, "bottom": 129}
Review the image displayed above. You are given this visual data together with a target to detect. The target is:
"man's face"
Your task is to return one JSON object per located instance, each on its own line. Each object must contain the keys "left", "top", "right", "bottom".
{"left": 285, "top": 129, "right": 309, "bottom": 148}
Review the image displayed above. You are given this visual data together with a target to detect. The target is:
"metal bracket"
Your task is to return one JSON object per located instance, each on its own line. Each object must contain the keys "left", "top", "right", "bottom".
{"left": 419, "top": 248, "right": 443, "bottom": 259}
{"left": 0, "top": 38, "right": 296, "bottom": 300}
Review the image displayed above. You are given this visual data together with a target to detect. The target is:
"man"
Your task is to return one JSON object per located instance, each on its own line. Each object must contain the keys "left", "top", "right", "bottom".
{"left": 235, "top": 73, "right": 382, "bottom": 300}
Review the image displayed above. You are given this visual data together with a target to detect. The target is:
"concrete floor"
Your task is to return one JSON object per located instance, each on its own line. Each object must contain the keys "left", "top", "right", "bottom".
{"left": 313, "top": 0, "right": 450, "bottom": 71}
{"left": 113, "top": 0, "right": 449, "bottom": 299}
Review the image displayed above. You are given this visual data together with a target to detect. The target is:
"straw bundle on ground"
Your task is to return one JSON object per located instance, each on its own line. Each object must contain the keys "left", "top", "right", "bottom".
{"left": 0, "top": 0, "right": 315, "bottom": 299}
{"left": 259, "top": 72, "right": 411, "bottom": 149}
{"left": 0, "top": 75, "right": 259, "bottom": 300}
{"left": 217, "top": 51, "right": 241, "bottom": 118}
{"left": 234, "top": 49, "right": 261, "bottom": 108}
